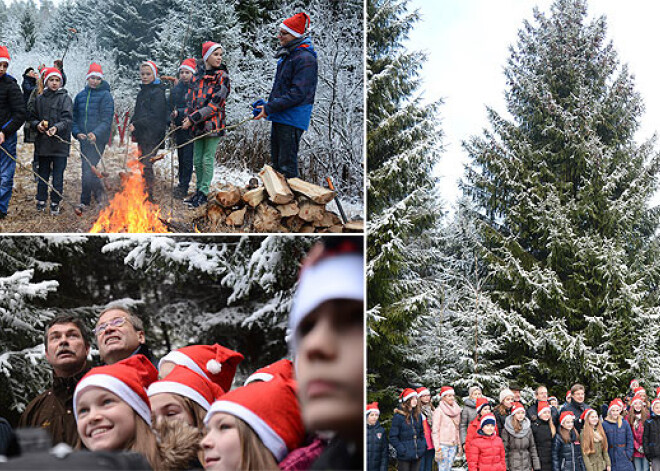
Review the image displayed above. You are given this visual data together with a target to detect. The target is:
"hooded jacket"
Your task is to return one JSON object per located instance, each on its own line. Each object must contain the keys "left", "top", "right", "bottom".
{"left": 131, "top": 81, "right": 168, "bottom": 146}
{"left": 0, "top": 73, "right": 27, "bottom": 139}
{"left": 467, "top": 430, "right": 506, "bottom": 471}
{"left": 72, "top": 80, "right": 114, "bottom": 145}
{"left": 389, "top": 408, "right": 426, "bottom": 462}
{"left": 185, "top": 66, "right": 230, "bottom": 138}
{"left": 502, "top": 415, "right": 541, "bottom": 471}
{"left": 367, "top": 420, "right": 388, "bottom": 471}
{"left": 30, "top": 87, "right": 73, "bottom": 158}
{"left": 460, "top": 397, "right": 478, "bottom": 444}
{"left": 602, "top": 418, "right": 634, "bottom": 471}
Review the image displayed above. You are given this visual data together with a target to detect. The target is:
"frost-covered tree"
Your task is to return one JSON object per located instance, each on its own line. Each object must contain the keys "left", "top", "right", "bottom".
{"left": 19, "top": 0, "right": 39, "bottom": 52}
{"left": 463, "top": 0, "right": 660, "bottom": 401}
{"left": 367, "top": 0, "right": 443, "bottom": 415}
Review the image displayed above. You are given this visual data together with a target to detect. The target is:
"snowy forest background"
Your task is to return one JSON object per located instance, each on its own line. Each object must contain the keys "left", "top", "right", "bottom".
{"left": 368, "top": 0, "right": 660, "bottom": 425}
{"left": 0, "top": 235, "right": 316, "bottom": 425}
{"left": 0, "top": 0, "right": 363, "bottom": 199}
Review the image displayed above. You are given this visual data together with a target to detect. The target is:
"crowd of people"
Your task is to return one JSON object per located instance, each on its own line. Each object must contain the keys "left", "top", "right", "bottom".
{"left": 368, "top": 381, "right": 660, "bottom": 471}
{"left": 0, "top": 11, "right": 318, "bottom": 219}
{"left": 0, "top": 236, "right": 363, "bottom": 470}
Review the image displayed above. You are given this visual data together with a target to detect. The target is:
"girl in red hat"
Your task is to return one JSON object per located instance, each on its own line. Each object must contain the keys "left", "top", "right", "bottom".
{"left": 602, "top": 399, "right": 634, "bottom": 471}
{"left": 501, "top": 402, "right": 540, "bottom": 471}
{"left": 580, "top": 408, "right": 611, "bottom": 471}
{"left": 182, "top": 41, "right": 230, "bottom": 208}
{"left": 627, "top": 394, "right": 649, "bottom": 470}
{"left": 389, "top": 389, "right": 426, "bottom": 470}
{"left": 552, "top": 411, "right": 586, "bottom": 471}
{"left": 530, "top": 401, "right": 555, "bottom": 471}
{"left": 432, "top": 386, "right": 462, "bottom": 471}
{"left": 467, "top": 413, "right": 506, "bottom": 471}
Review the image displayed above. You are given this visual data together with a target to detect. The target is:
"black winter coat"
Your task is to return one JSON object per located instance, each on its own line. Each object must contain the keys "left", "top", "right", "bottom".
{"left": 531, "top": 417, "right": 554, "bottom": 471}
{"left": 528, "top": 401, "right": 560, "bottom": 426}
{"left": 21, "top": 73, "right": 36, "bottom": 105}
{"left": 0, "top": 73, "right": 27, "bottom": 138}
{"left": 367, "top": 421, "right": 388, "bottom": 471}
{"left": 389, "top": 410, "right": 425, "bottom": 462}
{"left": 561, "top": 401, "right": 590, "bottom": 433}
{"left": 29, "top": 88, "right": 73, "bottom": 158}
{"left": 131, "top": 81, "right": 168, "bottom": 146}
{"left": 552, "top": 430, "right": 586, "bottom": 471}
{"left": 643, "top": 414, "right": 660, "bottom": 460}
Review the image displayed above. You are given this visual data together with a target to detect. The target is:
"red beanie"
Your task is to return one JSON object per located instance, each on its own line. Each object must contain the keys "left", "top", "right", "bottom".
{"left": 159, "top": 343, "right": 244, "bottom": 393}
{"left": 244, "top": 358, "right": 294, "bottom": 386}
{"left": 0, "top": 46, "right": 9, "bottom": 64}
{"left": 366, "top": 402, "right": 380, "bottom": 416}
{"left": 560, "top": 411, "right": 575, "bottom": 426}
{"left": 511, "top": 402, "right": 525, "bottom": 415}
{"left": 42, "top": 67, "right": 62, "bottom": 84}
{"left": 400, "top": 388, "right": 417, "bottom": 402}
{"left": 86, "top": 62, "right": 103, "bottom": 80}
{"left": 202, "top": 41, "right": 222, "bottom": 62}
{"left": 141, "top": 60, "right": 158, "bottom": 78}
{"left": 204, "top": 377, "right": 304, "bottom": 462}
{"left": 179, "top": 57, "right": 197, "bottom": 74}
{"left": 74, "top": 355, "right": 158, "bottom": 426}
{"left": 280, "top": 12, "right": 310, "bottom": 38}
{"left": 147, "top": 365, "right": 225, "bottom": 411}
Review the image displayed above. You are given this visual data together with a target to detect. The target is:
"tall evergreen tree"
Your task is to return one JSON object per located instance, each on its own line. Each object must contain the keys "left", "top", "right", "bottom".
{"left": 367, "top": 0, "right": 442, "bottom": 416}
{"left": 463, "top": 0, "right": 660, "bottom": 400}
{"left": 19, "top": 0, "right": 38, "bottom": 52}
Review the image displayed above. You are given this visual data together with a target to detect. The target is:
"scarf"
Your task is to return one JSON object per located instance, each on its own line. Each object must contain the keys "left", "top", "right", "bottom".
{"left": 275, "top": 36, "right": 307, "bottom": 59}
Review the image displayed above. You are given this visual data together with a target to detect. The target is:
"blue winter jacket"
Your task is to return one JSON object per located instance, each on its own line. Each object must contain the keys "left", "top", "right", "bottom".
{"left": 367, "top": 421, "right": 389, "bottom": 471}
{"left": 72, "top": 80, "right": 114, "bottom": 145}
{"left": 602, "top": 419, "right": 634, "bottom": 471}
{"left": 551, "top": 430, "right": 586, "bottom": 471}
{"left": 389, "top": 410, "right": 425, "bottom": 463}
{"left": 265, "top": 37, "right": 318, "bottom": 131}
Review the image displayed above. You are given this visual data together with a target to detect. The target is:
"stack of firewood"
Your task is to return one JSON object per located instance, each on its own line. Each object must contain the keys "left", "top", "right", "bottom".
{"left": 204, "top": 166, "right": 364, "bottom": 233}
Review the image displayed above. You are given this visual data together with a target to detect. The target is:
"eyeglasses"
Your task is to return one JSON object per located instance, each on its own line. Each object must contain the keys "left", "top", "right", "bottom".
{"left": 94, "top": 316, "right": 127, "bottom": 335}
{"left": 277, "top": 30, "right": 292, "bottom": 37}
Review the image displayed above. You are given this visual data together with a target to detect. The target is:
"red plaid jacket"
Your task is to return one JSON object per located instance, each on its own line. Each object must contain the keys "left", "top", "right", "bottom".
{"left": 185, "top": 67, "right": 230, "bottom": 137}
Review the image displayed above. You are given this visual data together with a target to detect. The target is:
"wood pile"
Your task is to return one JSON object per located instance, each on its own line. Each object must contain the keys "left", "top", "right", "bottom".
{"left": 203, "top": 166, "right": 364, "bottom": 233}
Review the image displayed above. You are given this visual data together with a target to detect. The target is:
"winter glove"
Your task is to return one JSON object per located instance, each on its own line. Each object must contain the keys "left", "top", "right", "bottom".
{"left": 251, "top": 98, "right": 267, "bottom": 117}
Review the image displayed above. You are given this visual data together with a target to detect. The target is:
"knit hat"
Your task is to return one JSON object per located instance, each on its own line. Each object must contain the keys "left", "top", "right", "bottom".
{"left": 280, "top": 12, "right": 311, "bottom": 38}
{"left": 244, "top": 359, "right": 294, "bottom": 386}
{"left": 86, "top": 63, "right": 103, "bottom": 80}
{"left": 499, "top": 388, "right": 514, "bottom": 403}
{"left": 416, "top": 387, "right": 431, "bottom": 398}
{"left": 480, "top": 413, "right": 496, "bottom": 429}
{"left": 476, "top": 397, "right": 490, "bottom": 414}
{"left": 147, "top": 365, "right": 225, "bottom": 411}
{"left": 400, "top": 388, "right": 417, "bottom": 403}
{"left": 0, "top": 46, "right": 9, "bottom": 64}
{"left": 204, "top": 376, "right": 304, "bottom": 462}
{"left": 159, "top": 344, "right": 244, "bottom": 393}
{"left": 559, "top": 410, "right": 575, "bottom": 427}
{"left": 202, "top": 42, "right": 222, "bottom": 62}
{"left": 439, "top": 386, "right": 454, "bottom": 398}
{"left": 511, "top": 402, "right": 525, "bottom": 415}
{"left": 608, "top": 398, "right": 624, "bottom": 412}
{"left": 468, "top": 385, "right": 482, "bottom": 396}
{"left": 580, "top": 408, "right": 596, "bottom": 422}
{"left": 288, "top": 238, "right": 363, "bottom": 351}
{"left": 73, "top": 354, "right": 157, "bottom": 426}
{"left": 537, "top": 401, "right": 551, "bottom": 416}
{"left": 141, "top": 60, "right": 158, "bottom": 78}
{"left": 178, "top": 58, "right": 197, "bottom": 74}
{"left": 42, "top": 67, "right": 62, "bottom": 83}
{"left": 366, "top": 402, "right": 380, "bottom": 416}
{"left": 631, "top": 394, "right": 645, "bottom": 408}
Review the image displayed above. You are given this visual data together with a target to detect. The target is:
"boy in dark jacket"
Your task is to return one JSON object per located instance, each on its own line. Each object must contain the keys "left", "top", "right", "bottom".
{"left": 170, "top": 58, "right": 196, "bottom": 199}
{"left": 29, "top": 67, "right": 73, "bottom": 215}
{"left": 254, "top": 12, "right": 318, "bottom": 179}
{"left": 21, "top": 67, "right": 37, "bottom": 105}
{"left": 72, "top": 63, "right": 114, "bottom": 210}
{"left": 367, "top": 403, "right": 388, "bottom": 471}
{"left": 0, "top": 46, "right": 27, "bottom": 219}
{"left": 129, "top": 60, "right": 168, "bottom": 200}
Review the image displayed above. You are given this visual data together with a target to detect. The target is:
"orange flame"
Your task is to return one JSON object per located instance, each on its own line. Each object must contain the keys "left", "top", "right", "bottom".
{"left": 90, "top": 158, "right": 169, "bottom": 233}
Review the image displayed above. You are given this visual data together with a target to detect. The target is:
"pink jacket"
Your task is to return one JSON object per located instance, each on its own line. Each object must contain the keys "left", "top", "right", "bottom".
{"left": 432, "top": 401, "right": 462, "bottom": 448}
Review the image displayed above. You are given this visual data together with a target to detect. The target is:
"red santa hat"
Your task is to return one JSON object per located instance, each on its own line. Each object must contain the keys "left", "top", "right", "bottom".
{"left": 476, "top": 397, "right": 490, "bottom": 414}
{"left": 289, "top": 238, "right": 363, "bottom": 351}
{"left": 559, "top": 410, "right": 575, "bottom": 427}
{"left": 366, "top": 402, "right": 380, "bottom": 416}
{"left": 609, "top": 398, "right": 624, "bottom": 412}
{"left": 244, "top": 358, "right": 294, "bottom": 386}
{"left": 140, "top": 60, "right": 158, "bottom": 78}
{"left": 147, "top": 365, "right": 225, "bottom": 411}
{"left": 630, "top": 379, "right": 640, "bottom": 387}
{"left": 580, "top": 408, "right": 596, "bottom": 422}
{"left": 204, "top": 376, "right": 304, "bottom": 462}
{"left": 42, "top": 67, "right": 63, "bottom": 83}
{"left": 159, "top": 344, "right": 244, "bottom": 393}
{"left": 633, "top": 387, "right": 646, "bottom": 396}
{"left": 0, "top": 46, "right": 10, "bottom": 64}
{"left": 537, "top": 401, "right": 551, "bottom": 416}
{"left": 511, "top": 402, "right": 525, "bottom": 415}
{"left": 86, "top": 62, "right": 103, "bottom": 80}
{"left": 439, "top": 386, "right": 455, "bottom": 398}
{"left": 178, "top": 58, "right": 197, "bottom": 74}
{"left": 656, "top": 386, "right": 660, "bottom": 398}
{"left": 416, "top": 387, "right": 431, "bottom": 398}
{"left": 480, "top": 413, "right": 496, "bottom": 429}
{"left": 280, "top": 12, "right": 311, "bottom": 38}
{"left": 631, "top": 394, "right": 645, "bottom": 408}
{"left": 566, "top": 390, "right": 572, "bottom": 400}
{"left": 202, "top": 41, "right": 223, "bottom": 62}
{"left": 73, "top": 355, "right": 157, "bottom": 426}
{"left": 399, "top": 388, "right": 417, "bottom": 403}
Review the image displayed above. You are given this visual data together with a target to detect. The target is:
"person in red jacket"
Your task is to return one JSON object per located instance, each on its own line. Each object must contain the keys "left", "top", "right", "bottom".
{"left": 465, "top": 397, "right": 497, "bottom": 460}
{"left": 467, "top": 413, "right": 506, "bottom": 471}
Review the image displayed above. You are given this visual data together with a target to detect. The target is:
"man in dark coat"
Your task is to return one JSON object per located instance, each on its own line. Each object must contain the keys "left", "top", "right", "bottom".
{"left": 527, "top": 384, "right": 560, "bottom": 425}
{"left": 559, "top": 384, "right": 590, "bottom": 433}
{"left": 19, "top": 315, "right": 92, "bottom": 447}
{"left": 254, "top": 12, "right": 318, "bottom": 178}
{"left": 0, "top": 46, "right": 27, "bottom": 219}
{"left": 95, "top": 303, "right": 156, "bottom": 366}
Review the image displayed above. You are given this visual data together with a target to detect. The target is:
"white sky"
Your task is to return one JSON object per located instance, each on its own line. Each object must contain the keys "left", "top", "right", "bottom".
{"left": 406, "top": 0, "right": 660, "bottom": 208}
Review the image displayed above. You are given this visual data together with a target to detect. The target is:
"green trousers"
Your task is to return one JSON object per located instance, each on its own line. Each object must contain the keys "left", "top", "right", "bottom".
{"left": 193, "top": 136, "right": 220, "bottom": 195}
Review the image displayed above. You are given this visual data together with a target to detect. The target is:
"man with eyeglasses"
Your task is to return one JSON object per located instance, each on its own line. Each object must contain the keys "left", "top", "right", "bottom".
{"left": 94, "top": 302, "right": 156, "bottom": 366}
{"left": 253, "top": 11, "right": 318, "bottom": 179}
{"left": 18, "top": 315, "right": 91, "bottom": 447}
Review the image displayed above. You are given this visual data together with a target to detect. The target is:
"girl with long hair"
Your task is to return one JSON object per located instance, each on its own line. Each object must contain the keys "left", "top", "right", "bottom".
{"left": 580, "top": 408, "right": 611, "bottom": 471}
{"left": 552, "top": 411, "right": 586, "bottom": 471}
{"left": 390, "top": 388, "right": 426, "bottom": 471}
{"left": 627, "top": 395, "right": 650, "bottom": 471}
{"left": 432, "top": 386, "right": 462, "bottom": 471}
{"left": 602, "top": 399, "right": 634, "bottom": 471}
{"left": 531, "top": 400, "right": 556, "bottom": 471}
{"left": 494, "top": 388, "right": 515, "bottom": 433}
{"left": 501, "top": 402, "right": 541, "bottom": 471}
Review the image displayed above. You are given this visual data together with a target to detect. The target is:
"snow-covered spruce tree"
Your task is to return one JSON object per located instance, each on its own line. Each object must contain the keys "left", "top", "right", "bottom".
{"left": 19, "top": 0, "right": 39, "bottom": 52}
{"left": 367, "top": 0, "right": 442, "bottom": 417}
{"left": 463, "top": 0, "right": 660, "bottom": 401}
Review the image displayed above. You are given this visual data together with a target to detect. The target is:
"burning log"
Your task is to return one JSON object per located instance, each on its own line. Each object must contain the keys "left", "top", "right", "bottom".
{"left": 259, "top": 165, "right": 294, "bottom": 204}
{"left": 287, "top": 178, "right": 336, "bottom": 204}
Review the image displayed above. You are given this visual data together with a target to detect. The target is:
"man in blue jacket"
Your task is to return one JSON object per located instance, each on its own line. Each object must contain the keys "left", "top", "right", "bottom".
{"left": 254, "top": 12, "right": 318, "bottom": 178}
{"left": 0, "top": 46, "right": 27, "bottom": 220}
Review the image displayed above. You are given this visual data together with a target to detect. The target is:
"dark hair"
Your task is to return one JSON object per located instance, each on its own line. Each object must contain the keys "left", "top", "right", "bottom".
{"left": 43, "top": 315, "right": 90, "bottom": 347}
{"left": 24, "top": 67, "right": 34, "bottom": 75}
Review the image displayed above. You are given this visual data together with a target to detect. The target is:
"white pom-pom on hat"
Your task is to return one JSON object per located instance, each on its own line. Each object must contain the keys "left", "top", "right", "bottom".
{"left": 207, "top": 359, "right": 223, "bottom": 374}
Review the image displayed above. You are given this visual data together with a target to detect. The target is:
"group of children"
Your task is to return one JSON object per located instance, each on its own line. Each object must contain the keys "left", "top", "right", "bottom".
{"left": 371, "top": 381, "right": 660, "bottom": 471}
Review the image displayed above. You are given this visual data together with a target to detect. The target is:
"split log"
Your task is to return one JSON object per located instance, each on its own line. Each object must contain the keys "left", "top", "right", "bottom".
{"left": 259, "top": 165, "right": 294, "bottom": 204}
{"left": 314, "top": 210, "right": 342, "bottom": 228}
{"left": 243, "top": 187, "right": 265, "bottom": 207}
{"left": 298, "top": 200, "right": 325, "bottom": 223}
{"left": 253, "top": 203, "right": 282, "bottom": 232}
{"left": 226, "top": 207, "right": 247, "bottom": 226}
{"left": 283, "top": 216, "right": 305, "bottom": 233}
{"left": 215, "top": 184, "right": 242, "bottom": 208}
{"left": 277, "top": 201, "right": 300, "bottom": 217}
{"left": 207, "top": 204, "right": 226, "bottom": 227}
{"left": 288, "top": 178, "right": 336, "bottom": 204}
{"left": 343, "top": 220, "right": 364, "bottom": 233}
